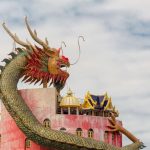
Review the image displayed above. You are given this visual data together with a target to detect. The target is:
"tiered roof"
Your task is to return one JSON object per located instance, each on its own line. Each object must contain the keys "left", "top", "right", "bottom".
{"left": 82, "top": 91, "right": 119, "bottom": 115}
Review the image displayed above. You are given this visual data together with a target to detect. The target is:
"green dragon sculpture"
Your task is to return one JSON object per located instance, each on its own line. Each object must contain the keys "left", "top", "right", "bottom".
{"left": 0, "top": 17, "right": 145, "bottom": 150}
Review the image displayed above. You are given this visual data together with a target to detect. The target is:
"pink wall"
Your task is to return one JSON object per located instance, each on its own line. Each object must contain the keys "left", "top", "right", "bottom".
{"left": 50, "top": 114, "right": 122, "bottom": 147}
{"left": 0, "top": 88, "right": 122, "bottom": 150}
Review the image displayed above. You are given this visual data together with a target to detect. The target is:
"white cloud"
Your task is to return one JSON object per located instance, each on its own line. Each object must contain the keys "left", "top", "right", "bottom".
{"left": 0, "top": 0, "right": 150, "bottom": 149}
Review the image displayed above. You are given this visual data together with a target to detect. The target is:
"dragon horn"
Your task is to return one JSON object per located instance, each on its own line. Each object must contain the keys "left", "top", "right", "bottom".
{"left": 25, "top": 16, "right": 50, "bottom": 51}
{"left": 2, "top": 23, "right": 30, "bottom": 48}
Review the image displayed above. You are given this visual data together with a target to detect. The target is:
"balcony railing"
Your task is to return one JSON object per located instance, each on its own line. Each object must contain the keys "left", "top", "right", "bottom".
{"left": 57, "top": 107, "right": 118, "bottom": 117}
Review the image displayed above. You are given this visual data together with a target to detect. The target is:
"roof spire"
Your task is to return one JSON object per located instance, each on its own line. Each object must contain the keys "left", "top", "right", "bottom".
{"left": 67, "top": 88, "right": 73, "bottom": 96}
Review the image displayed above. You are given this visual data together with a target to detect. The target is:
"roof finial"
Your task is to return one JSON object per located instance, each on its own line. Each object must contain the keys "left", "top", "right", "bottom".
{"left": 67, "top": 87, "right": 73, "bottom": 96}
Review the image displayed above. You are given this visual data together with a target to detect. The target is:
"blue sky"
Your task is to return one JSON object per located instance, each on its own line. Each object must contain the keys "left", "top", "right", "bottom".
{"left": 0, "top": 0, "right": 150, "bottom": 149}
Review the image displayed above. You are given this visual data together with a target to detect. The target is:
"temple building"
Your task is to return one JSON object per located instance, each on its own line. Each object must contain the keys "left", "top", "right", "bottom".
{"left": 0, "top": 88, "right": 122, "bottom": 150}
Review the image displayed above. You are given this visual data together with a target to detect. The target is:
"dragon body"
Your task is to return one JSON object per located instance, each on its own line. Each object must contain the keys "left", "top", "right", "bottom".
{"left": 0, "top": 17, "right": 144, "bottom": 150}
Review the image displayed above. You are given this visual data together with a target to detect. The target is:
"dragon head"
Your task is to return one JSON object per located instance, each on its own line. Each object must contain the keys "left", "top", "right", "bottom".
{"left": 2, "top": 17, "right": 70, "bottom": 92}
{"left": 46, "top": 47, "right": 70, "bottom": 91}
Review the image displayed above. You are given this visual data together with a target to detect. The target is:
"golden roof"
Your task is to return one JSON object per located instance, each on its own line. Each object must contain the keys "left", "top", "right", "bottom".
{"left": 82, "top": 91, "right": 96, "bottom": 110}
{"left": 82, "top": 91, "right": 119, "bottom": 115}
{"left": 60, "top": 89, "right": 80, "bottom": 107}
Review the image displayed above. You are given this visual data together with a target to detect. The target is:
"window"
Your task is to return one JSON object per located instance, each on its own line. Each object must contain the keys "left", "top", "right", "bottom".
{"left": 112, "top": 133, "right": 115, "bottom": 140}
{"left": 76, "top": 128, "right": 82, "bottom": 137}
{"left": 112, "top": 132, "right": 116, "bottom": 145}
{"left": 117, "top": 132, "right": 122, "bottom": 147}
{"left": 104, "top": 131, "right": 109, "bottom": 143}
{"left": 25, "top": 138, "right": 31, "bottom": 148}
{"left": 60, "top": 127, "right": 66, "bottom": 132}
{"left": 88, "top": 129, "right": 94, "bottom": 138}
{"left": 43, "top": 118, "right": 51, "bottom": 128}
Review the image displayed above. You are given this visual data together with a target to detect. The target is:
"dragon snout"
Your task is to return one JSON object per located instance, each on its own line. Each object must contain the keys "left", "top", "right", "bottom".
{"left": 61, "top": 55, "right": 70, "bottom": 67}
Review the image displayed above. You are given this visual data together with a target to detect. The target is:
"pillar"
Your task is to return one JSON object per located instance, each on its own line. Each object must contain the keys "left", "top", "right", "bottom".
{"left": 61, "top": 108, "right": 63, "bottom": 114}
{"left": 92, "top": 110, "right": 94, "bottom": 116}
{"left": 68, "top": 107, "right": 70, "bottom": 114}
{"left": 76, "top": 107, "right": 79, "bottom": 115}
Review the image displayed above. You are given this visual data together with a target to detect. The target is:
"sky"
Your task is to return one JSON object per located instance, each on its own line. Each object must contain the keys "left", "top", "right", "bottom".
{"left": 0, "top": 0, "right": 150, "bottom": 149}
